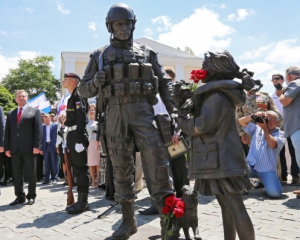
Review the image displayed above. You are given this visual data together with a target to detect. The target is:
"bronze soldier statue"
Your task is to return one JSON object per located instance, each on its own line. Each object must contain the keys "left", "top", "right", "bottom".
{"left": 79, "top": 4, "right": 176, "bottom": 239}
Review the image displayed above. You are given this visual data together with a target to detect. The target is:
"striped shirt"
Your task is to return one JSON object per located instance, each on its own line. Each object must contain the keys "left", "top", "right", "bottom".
{"left": 243, "top": 122, "right": 285, "bottom": 173}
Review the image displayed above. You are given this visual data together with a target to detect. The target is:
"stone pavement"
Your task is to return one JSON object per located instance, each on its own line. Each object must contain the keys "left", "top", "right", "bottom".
{"left": 0, "top": 179, "right": 300, "bottom": 240}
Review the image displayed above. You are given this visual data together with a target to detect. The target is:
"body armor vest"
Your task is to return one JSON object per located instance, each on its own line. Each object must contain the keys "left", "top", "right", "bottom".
{"left": 101, "top": 43, "right": 158, "bottom": 102}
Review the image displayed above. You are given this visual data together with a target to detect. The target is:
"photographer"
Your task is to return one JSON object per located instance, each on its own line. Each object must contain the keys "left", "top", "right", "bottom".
{"left": 239, "top": 111, "right": 285, "bottom": 198}
{"left": 236, "top": 90, "right": 282, "bottom": 154}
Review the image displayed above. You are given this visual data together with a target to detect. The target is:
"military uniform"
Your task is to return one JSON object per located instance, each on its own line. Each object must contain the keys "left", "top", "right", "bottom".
{"left": 79, "top": 4, "right": 176, "bottom": 239}
{"left": 65, "top": 87, "right": 89, "bottom": 195}
{"left": 79, "top": 40, "right": 175, "bottom": 204}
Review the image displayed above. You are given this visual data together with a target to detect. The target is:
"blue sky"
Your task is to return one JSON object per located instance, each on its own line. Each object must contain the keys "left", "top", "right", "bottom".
{"left": 1, "top": 0, "right": 300, "bottom": 94}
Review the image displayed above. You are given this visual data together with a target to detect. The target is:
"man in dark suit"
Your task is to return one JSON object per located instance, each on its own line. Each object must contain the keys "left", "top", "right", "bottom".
{"left": 5, "top": 90, "right": 43, "bottom": 205}
{"left": 41, "top": 114, "right": 58, "bottom": 184}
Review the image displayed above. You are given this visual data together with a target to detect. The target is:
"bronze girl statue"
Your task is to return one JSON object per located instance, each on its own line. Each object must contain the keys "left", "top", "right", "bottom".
{"left": 176, "top": 50, "right": 261, "bottom": 240}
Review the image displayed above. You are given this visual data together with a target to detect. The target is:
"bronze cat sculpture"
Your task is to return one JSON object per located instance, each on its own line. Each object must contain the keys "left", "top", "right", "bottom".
{"left": 172, "top": 185, "right": 201, "bottom": 240}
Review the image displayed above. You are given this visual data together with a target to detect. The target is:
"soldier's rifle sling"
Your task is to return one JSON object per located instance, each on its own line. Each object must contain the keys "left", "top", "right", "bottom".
{"left": 97, "top": 50, "right": 104, "bottom": 113}
{"left": 97, "top": 45, "right": 108, "bottom": 113}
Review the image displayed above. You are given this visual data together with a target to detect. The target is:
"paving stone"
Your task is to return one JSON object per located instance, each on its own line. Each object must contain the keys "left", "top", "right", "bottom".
{"left": 1, "top": 179, "right": 300, "bottom": 239}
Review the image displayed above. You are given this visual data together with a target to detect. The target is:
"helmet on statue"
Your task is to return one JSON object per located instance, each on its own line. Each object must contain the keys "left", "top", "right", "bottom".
{"left": 105, "top": 3, "right": 137, "bottom": 33}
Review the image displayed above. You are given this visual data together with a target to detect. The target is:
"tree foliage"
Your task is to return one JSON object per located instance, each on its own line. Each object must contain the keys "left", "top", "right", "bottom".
{"left": 1, "top": 55, "right": 60, "bottom": 105}
{"left": 184, "top": 47, "right": 195, "bottom": 55}
{"left": 177, "top": 46, "right": 195, "bottom": 55}
{"left": 0, "top": 85, "right": 17, "bottom": 114}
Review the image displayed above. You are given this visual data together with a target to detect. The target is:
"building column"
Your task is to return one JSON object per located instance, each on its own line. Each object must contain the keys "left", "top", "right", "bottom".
{"left": 174, "top": 64, "right": 184, "bottom": 81}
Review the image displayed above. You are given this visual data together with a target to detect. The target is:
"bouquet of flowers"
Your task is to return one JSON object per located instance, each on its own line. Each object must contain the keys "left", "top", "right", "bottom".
{"left": 190, "top": 69, "right": 207, "bottom": 83}
{"left": 162, "top": 195, "right": 185, "bottom": 237}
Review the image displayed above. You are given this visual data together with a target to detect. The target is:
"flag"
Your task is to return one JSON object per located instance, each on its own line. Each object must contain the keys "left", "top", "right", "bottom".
{"left": 28, "top": 92, "right": 51, "bottom": 113}
{"left": 57, "top": 95, "right": 70, "bottom": 115}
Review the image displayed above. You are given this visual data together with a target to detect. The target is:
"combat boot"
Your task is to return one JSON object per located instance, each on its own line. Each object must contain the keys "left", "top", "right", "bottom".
{"left": 67, "top": 193, "right": 89, "bottom": 214}
{"left": 112, "top": 202, "right": 137, "bottom": 240}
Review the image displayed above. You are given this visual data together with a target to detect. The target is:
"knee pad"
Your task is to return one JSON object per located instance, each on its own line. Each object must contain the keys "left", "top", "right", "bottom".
{"left": 106, "top": 136, "right": 133, "bottom": 156}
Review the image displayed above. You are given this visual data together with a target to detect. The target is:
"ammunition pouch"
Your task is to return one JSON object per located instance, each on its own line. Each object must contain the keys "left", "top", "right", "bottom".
{"left": 113, "top": 63, "right": 124, "bottom": 82}
{"left": 102, "top": 81, "right": 158, "bottom": 105}
{"left": 114, "top": 83, "right": 125, "bottom": 97}
{"left": 102, "top": 53, "right": 159, "bottom": 105}
{"left": 154, "top": 114, "right": 172, "bottom": 146}
{"left": 128, "top": 63, "right": 139, "bottom": 80}
{"left": 129, "top": 82, "right": 140, "bottom": 95}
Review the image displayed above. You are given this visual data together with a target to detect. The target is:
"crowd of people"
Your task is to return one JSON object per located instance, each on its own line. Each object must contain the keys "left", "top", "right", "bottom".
{"left": 0, "top": 66, "right": 299, "bottom": 238}
{"left": 236, "top": 69, "right": 300, "bottom": 199}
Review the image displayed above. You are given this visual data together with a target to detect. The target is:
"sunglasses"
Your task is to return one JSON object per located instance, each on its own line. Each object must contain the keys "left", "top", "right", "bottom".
{"left": 272, "top": 77, "right": 282, "bottom": 81}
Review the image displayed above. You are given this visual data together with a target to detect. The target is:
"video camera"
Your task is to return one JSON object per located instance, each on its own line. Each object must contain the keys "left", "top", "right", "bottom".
{"left": 251, "top": 114, "right": 269, "bottom": 123}
{"left": 274, "top": 83, "right": 283, "bottom": 90}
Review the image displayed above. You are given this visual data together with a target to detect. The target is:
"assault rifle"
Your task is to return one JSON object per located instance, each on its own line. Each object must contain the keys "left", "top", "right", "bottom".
{"left": 64, "top": 152, "right": 74, "bottom": 208}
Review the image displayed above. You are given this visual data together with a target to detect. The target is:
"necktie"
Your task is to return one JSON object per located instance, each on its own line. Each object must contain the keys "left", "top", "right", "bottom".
{"left": 17, "top": 107, "right": 22, "bottom": 123}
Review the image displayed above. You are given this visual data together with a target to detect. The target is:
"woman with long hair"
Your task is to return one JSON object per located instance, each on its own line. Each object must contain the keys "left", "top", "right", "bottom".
{"left": 86, "top": 104, "right": 100, "bottom": 188}
{"left": 177, "top": 50, "right": 260, "bottom": 240}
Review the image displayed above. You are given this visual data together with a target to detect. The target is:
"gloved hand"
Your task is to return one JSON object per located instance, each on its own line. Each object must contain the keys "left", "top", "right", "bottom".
{"left": 92, "top": 71, "right": 106, "bottom": 88}
{"left": 75, "top": 143, "right": 85, "bottom": 153}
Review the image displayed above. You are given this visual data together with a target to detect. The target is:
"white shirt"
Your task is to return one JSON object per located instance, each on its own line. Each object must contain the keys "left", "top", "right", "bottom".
{"left": 271, "top": 92, "right": 283, "bottom": 115}
{"left": 153, "top": 94, "right": 168, "bottom": 115}
{"left": 45, "top": 123, "right": 51, "bottom": 142}
{"left": 153, "top": 94, "right": 180, "bottom": 134}
{"left": 18, "top": 104, "right": 27, "bottom": 116}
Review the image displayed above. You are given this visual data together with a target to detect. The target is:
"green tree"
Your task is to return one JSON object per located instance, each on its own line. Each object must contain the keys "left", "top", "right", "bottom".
{"left": 177, "top": 46, "right": 195, "bottom": 55}
{"left": 184, "top": 47, "right": 195, "bottom": 55}
{"left": 0, "top": 85, "right": 17, "bottom": 114}
{"left": 1, "top": 55, "right": 60, "bottom": 105}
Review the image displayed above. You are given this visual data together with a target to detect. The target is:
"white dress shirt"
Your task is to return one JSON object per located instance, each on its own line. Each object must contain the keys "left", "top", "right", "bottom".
{"left": 45, "top": 123, "right": 51, "bottom": 142}
{"left": 18, "top": 104, "right": 27, "bottom": 116}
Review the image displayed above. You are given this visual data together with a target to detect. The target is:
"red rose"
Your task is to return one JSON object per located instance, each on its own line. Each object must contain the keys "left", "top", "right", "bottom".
{"left": 165, "top": 195, "right": 176, "bottom": 207}
{"left": 197, "top": 69, "right": 207, "bottom": 79}
{"left": 175, "top": 200, "right": 185, "bottom": 211}
{"left": 173, "top": 207, "right": 184, "bottom": 218}
{"left": 162, "top": 206, "right": 172, "bottom": 214}
{"left": 195, "top": 74, "right": 202, "bottom": 79}
{"left": 190, "top": 69, "right": 207, "bottom": 82}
